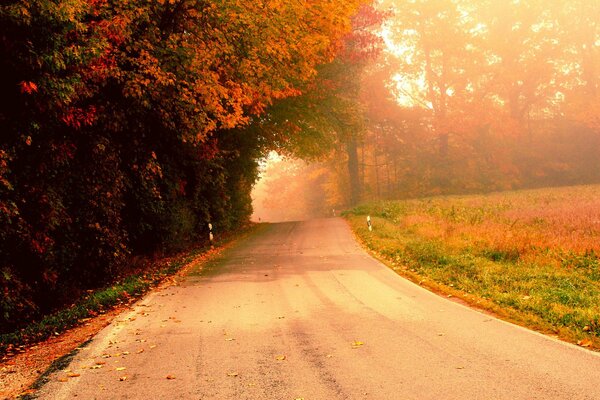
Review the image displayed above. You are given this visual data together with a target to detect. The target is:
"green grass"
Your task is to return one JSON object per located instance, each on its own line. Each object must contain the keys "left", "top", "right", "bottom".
{"left": 345, "top": 185, "right": 600, "bottom": 350}
{"left": 0, "top": 253, "right": 195, "bottom": 357}
{"left": 0, "top": 224, "right": 258, "bottom": 357}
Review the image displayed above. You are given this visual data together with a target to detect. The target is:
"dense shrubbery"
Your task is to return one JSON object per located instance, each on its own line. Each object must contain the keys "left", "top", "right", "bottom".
{"left": 0, "top": 0, "right": 366, "bottom": 332}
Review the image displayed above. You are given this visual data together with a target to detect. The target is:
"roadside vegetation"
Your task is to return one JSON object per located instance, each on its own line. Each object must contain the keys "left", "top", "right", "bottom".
{"left": 0, "top": 225, "right": 256, "bottom": 359}
{"left": 346, "top": 184, "right": 600, "bottom": 350}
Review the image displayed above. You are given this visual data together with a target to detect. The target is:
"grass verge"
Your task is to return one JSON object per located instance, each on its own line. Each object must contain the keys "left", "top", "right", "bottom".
{"left": 0, "top": 224, "right": 258, "bottom": 359}
{"left": 344, "top": 186, "right": 600, "bottom": 351}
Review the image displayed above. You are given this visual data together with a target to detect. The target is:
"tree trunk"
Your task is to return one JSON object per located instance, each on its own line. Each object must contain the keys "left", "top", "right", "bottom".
{"left": 346, "top": 137, "right": 360, "bottom": 205}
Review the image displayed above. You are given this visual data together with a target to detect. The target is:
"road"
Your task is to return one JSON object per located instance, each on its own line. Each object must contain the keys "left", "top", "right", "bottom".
{"left": 37, "top": 218, "right": 600, "bottom": 399}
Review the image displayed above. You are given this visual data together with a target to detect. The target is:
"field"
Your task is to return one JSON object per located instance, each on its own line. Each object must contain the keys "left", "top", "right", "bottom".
{"left": 345, "top": 184, "right": 600, "bottom": 349}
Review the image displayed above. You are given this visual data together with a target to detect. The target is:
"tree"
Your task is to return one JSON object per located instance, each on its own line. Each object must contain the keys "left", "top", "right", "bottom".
{"left": 356, "top": 0, "right": 600, "bottom": 197}
{"left": 0, "top": 0, "right": 371, "bottom": 333}
{"left": 255, "top": 4, "right": 389, "bottom": 205}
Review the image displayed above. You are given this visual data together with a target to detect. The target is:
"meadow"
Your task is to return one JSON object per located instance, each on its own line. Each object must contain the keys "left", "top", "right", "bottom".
{"left": 346, "top": 184, "right": 600, "bottom": 349}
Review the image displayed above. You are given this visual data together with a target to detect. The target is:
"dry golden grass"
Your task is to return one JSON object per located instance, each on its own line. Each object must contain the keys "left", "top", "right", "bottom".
{"left": 347, "top": 184, "right": 600, "bottom": 350}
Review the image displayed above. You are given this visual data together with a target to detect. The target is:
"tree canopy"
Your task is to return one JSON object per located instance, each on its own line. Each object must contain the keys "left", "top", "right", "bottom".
{"left": 0, "top": 0, "right": 369, "bottom": 332}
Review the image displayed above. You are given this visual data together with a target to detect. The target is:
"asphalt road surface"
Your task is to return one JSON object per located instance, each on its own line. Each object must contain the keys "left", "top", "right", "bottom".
{"left": 37, "top": 218, "right": 600, "bottom": 399}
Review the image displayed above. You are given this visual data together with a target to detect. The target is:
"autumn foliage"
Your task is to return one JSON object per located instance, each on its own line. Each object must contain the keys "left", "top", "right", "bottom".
{"left": 0, "top": 0, "right": 367, "bottom": 332}
{"left": 349, "top": 0, "right": 600, "bottom": 202}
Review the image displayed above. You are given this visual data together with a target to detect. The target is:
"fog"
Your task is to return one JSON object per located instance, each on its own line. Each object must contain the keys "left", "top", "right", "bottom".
{"left": 251, "top": 154, "right": 340, "bottom": 223}
{"left": 253, "top": 1, "right": 599, "bottom": 221}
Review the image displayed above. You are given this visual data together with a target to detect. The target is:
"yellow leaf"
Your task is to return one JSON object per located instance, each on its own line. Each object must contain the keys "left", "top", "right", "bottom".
{"left": 275, "top": 355, "right": 286, "bottom": 361}
{"left": 119, "top": 376, "right": 127, "bottom": 381}
{"left": 577, "top": 339, "right": 592, "bottom": 347}
{"left": 351, "top": 341, "right": 364, "bottom": 348}
{"left": 116, "top": 367, "right": 126, "bottom": 371}
{"left": 166, "top": 374, "right": 176, "bottom": 380}
{"left": 67, "top": 372, "right": 80, "bottom": 378}
{"left": 227, "top": 372, "right": 239, "bottom": 377}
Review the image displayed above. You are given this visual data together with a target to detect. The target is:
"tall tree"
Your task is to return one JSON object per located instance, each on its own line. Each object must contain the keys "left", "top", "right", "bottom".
{"left": 0, "top": 0, "right": 370, "bottom": 332}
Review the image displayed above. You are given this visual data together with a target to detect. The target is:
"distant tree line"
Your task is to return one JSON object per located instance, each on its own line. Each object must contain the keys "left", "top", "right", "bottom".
{"left": 334, "top": 0, "right": 600, "bottom": 203}
{"left": 255, "top": 0, "right": 600, "bottom": 215}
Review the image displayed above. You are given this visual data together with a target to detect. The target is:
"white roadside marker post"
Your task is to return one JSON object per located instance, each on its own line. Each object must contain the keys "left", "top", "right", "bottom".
{"left": 367, "top": 215, "right": 372, "bottom": 232}
{"left": 208, "top": 223, "right": 214, "bottom": 242}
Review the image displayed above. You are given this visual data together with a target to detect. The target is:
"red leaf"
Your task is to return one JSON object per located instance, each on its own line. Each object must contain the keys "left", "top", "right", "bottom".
{"left": 20, "top": 81, "right": 38, "bottom": 94}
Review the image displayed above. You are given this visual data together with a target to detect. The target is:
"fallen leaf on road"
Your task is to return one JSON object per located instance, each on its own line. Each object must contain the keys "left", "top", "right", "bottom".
{"left": 90, "top": 365, "right": 102, "bottom": 370}
{"left": 150, "top": 345, "right": 157, "bottom": 349}
{"left": 119, "top": 376, "right": 127, "bottom": 381}
{"left": 122, "top": 351, "right": 130, "bottom": 355}
{"left": 58, "top": 377, "right": 68, "bottom": 382}
{"left": 351, "top": 341, "right": 364, "bottom": 348}
{"left": 227, "top": 372, "right": 239, "bottom": 377}
{"left": 225, "top": 338, "right": 235, "bottom": 342}
{"left": 275, "top": 355, "right": 286, "bottom": 361}
{"left": 116, "top": 367, "right": 126, "bottom": 371}
{"left": 326, "top": 354, "right": 333, "bottom": 358}
{"left": 137, "top": 348, "right": 145, "bottom": 354}
{"left": 67, "top": 372, "right": 80, "bottom": 378}
{"left": 456, "top": 366, "right": 465, "bottom": 369}
{"left": 95, "top": 361, "right": 106, "bottom": 365}
{"left": 577, "top": 339, "right": 592, "bottom": 347}
{"left": 583, "top": 326, "right": 591, "bottom": 332}
{"left": 166, "top": 375, "right": 176, "bottom": 380}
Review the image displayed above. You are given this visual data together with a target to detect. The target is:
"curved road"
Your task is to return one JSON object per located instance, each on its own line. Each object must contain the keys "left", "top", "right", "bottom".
{"left": 38, "top": 218, "right": 600, "bottom": 399}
